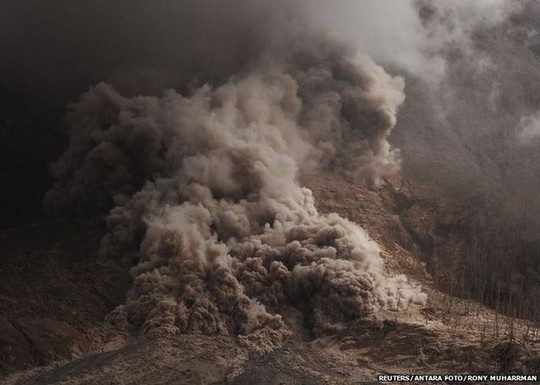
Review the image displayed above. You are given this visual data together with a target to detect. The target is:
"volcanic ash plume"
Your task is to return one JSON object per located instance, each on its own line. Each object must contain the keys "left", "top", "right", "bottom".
{"left": 45, "top": 38, "right": 425, "bottom": 349}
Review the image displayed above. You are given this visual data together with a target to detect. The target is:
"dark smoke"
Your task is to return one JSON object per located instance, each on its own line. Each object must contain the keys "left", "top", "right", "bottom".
{"left": 0, "top": 0, "right": 286, "bottom": 102}
{"left": 0, "top": 0, "right": 280, "bottom": 228}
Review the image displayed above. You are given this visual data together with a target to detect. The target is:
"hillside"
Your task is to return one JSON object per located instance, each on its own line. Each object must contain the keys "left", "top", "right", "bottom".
{"left": 2, "top": 175, "right": 539, "bottom": 384}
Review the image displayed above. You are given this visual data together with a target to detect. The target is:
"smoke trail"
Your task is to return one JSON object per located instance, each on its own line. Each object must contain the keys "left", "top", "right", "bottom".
{"left": 45, "top": 28, "right": 425, "bottom": 347}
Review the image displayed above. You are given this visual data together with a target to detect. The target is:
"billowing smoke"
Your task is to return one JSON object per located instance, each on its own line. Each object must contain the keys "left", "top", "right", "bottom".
{"left": 43, "top": 3, "right": 425, "bottom": 346}
{"left": 5, "top": 0, "right": 538, "bottom": 332}
{"left": 301, "top": 0, "right": 523, "bottom": 84}
{"left": 4, "top": 0, "right": 533, "bottom": 230}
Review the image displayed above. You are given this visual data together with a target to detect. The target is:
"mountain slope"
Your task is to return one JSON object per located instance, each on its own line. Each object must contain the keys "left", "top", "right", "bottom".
{"left": 2, "top": 175, "right": 539, "bottom": 385}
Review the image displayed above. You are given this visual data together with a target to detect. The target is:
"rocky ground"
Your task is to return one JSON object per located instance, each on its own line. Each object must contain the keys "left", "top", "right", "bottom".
{"left": 1, "top": 175, "right": 539, "bottom": 385}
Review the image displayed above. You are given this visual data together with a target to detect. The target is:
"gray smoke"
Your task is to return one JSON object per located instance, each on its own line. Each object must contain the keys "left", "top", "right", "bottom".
{"left": 44, "top": 3, "right": 425, "bottom": 348}
{"left": 0, "top": 0, "right": 297, "bottom": 104}
{"left": 301, "top": 0, "right": 523, "bottom": 84}
{"left": 388, "top": 1, "right": 540, "bottom": 239}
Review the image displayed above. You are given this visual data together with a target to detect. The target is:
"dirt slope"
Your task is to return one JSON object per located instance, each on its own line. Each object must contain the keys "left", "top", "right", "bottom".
{"left": 1, "top": 176, "right": 539, "bottom": 385}
{"left": 0, "top": 220, "right": 131, "bottom": 375}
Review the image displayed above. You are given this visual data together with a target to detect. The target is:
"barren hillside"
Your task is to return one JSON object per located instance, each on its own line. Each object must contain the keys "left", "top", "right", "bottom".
{"left": 2, "top": 175, "right": 539, "bottom": 384}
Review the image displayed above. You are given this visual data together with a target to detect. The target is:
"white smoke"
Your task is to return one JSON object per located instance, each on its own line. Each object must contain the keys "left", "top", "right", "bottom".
{"left": 303, "top": 0, "right": 522, "bottom": 83}
{"left": 46, "top": 33, "right": 425, "bottom": 348}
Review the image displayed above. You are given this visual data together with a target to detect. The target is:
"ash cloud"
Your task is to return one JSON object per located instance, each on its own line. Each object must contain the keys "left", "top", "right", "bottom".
{"left": 41, "top": 1, "right": 425, "bottom": 346}
{"left": 7, "top": 0, "right": 538, "bottom": 339}
{"left": 0, "top": 0, "right": 287, "bottom": 228}
{"left": 302, "top": 0, "right": 522, "bottom": 84}
{"left": 301, "top": 0, "right": 537, "bottom": 224}
{"left": 388, "top": 1, "right": 540, "bottom": 235}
